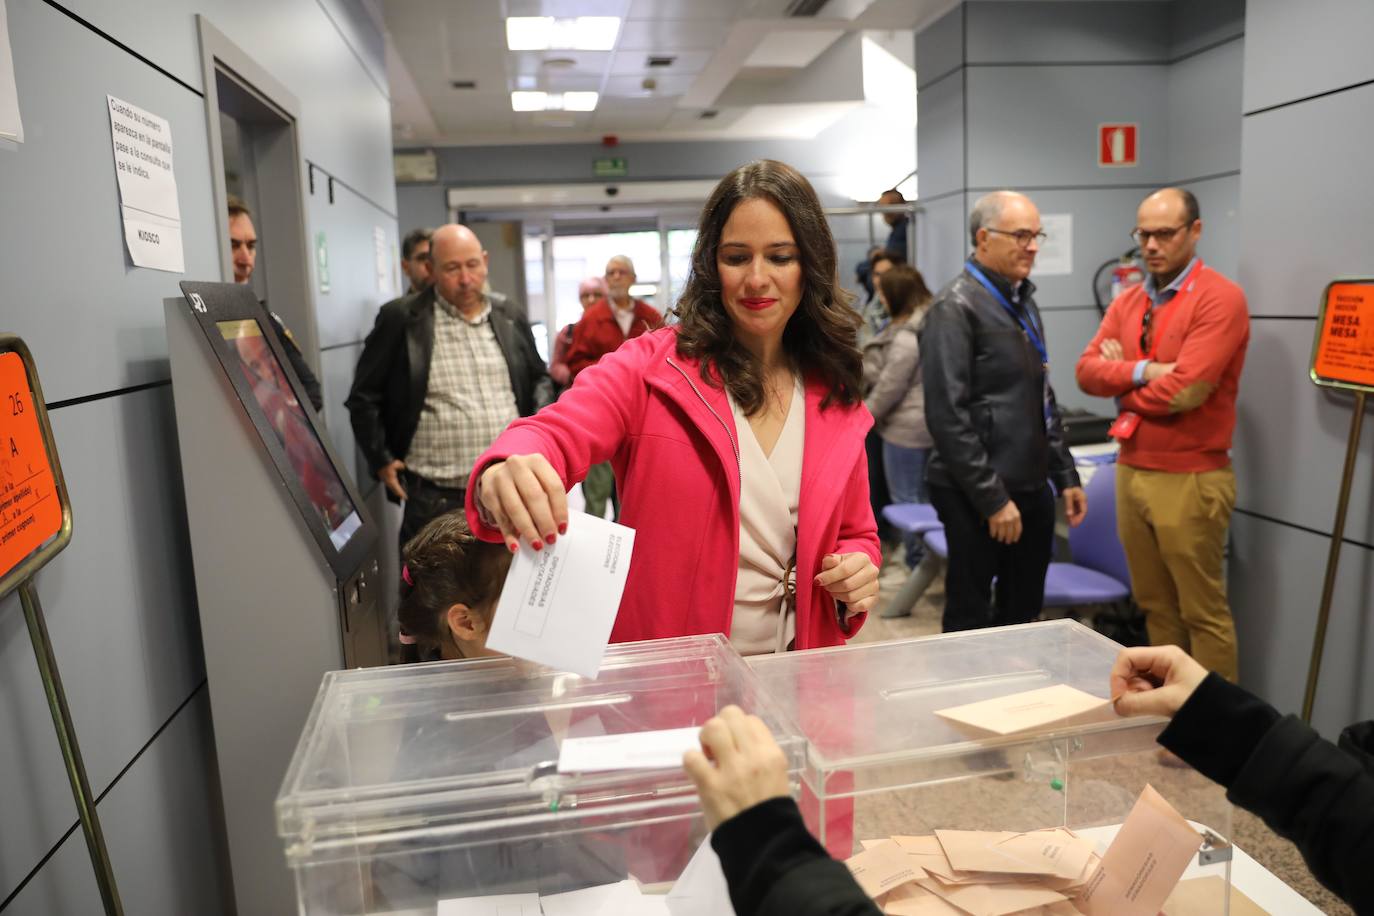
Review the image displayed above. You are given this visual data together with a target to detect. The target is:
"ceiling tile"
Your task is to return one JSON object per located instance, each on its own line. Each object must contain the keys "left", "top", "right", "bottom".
{"left": 603, "top": 74, "right": 696, "bottom": 96}
{"left": 609, "top": 48, "right": 713, "bottom": 75}
{"left": 616, "top": 18, "right": 732, "bottom": 51}
{"left": 627, "top": 0, "right": 742, "bottom": 19}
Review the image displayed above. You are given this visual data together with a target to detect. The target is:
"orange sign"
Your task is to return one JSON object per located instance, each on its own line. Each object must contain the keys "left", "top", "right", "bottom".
{"left": 1311, "top": 280, "right": 1374, "bottom": 391}
{"left": 0, "top": 351, "right": 62, "bottom": 578}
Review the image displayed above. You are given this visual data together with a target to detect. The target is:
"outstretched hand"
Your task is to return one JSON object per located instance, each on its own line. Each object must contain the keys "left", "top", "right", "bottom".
{"left": 1110, "top": 645, "right": 1209, "bottom": 718}
{"left": 683, "top": 706, "right": 791, "bottom": 831}
{"left": 477, "top": 454, "right": 569, "bottom": 552}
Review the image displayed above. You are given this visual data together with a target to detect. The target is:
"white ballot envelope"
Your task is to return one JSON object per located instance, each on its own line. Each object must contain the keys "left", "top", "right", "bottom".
{"left": 437, "top": 892, "right": 541, "bottom": 916}
{"left": 557, "top": 726, "right": 702, "bottom": 773}
{"left": 487, "top": 511, "right": 635, "bottom": 679}
{"left": 666, "top": 838, "right": 735, "bottom": 916}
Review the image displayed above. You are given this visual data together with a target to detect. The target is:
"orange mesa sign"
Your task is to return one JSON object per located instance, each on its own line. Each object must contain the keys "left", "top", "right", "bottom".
{"left": 0, "top": 350, "right": 63, "bottom": 580}
{"left": 1311, "top": 279, "right": 1374, "bottom": 391}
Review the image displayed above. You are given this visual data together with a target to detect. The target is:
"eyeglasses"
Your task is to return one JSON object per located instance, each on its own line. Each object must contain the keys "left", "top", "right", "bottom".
{"left": 1131, "top": 224, "right": 1189, "bottom": 245}
{"left": 985, "top": 227, "right": 1047, "bottom": 249}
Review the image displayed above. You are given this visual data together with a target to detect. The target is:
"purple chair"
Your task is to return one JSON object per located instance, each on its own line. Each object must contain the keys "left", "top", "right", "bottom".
{"left": 878, "top": 504, "right": 944, "bottom": 618}
{"left": 1042, "top": 465, "right": 1131, "bottom": 607}
{"left": 882, "top": 502, "right": 942, "bottom": 535}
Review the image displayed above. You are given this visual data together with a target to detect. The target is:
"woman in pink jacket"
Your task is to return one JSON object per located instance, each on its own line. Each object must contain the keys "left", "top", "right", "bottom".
{"left": 466, "top": 159, "right": 880, "bottom": 652}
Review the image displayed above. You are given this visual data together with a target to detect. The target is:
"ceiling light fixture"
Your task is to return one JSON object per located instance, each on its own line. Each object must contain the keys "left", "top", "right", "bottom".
{"left": 509, "top": 91, "right": 599, "bottom": 112}
{"left": 506, "top": 16, "right": 620, "bottom": 51}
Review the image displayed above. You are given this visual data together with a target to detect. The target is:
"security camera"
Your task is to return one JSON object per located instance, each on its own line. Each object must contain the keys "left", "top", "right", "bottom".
{"left": 605, "top": 186, "right": 619, "bottom": 197}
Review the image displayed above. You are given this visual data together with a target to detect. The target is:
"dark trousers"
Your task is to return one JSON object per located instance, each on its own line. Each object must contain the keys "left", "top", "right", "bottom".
{"left": 399, "top": 470, "right": 466, "bottom": 551}
{"left": 928, "top": 482, "right": 1055, "bottom": 633}
{"left": 866, "top": 429, "right": 895, "bottom": 546}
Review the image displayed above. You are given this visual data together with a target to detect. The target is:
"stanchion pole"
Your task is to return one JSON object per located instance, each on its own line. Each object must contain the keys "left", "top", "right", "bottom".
{"left": 19, "top": 579, "right": 123, "bottom": 915}
{"left": 1302, "top": 390, "right": 1366, "bottom": 724}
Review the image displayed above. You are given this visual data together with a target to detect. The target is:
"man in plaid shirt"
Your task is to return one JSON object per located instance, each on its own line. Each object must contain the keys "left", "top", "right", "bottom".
{"left": 347, "top": 224, "right": 553, "bottom": 549}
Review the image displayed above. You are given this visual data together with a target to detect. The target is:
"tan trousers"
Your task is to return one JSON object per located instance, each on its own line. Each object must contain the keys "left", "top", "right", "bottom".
{"left": 1116, "top": 464, "right": 1238, "bottom": 681}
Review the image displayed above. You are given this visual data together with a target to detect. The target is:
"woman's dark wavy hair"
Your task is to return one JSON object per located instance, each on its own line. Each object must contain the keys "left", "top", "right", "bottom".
{"left": 671, "top": 159, "right": 863, "bottom": 415}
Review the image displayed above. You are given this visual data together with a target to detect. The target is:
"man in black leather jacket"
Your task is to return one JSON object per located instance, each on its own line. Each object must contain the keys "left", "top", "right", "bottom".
{"left": 920, "top": 191, "right": 1086, "bottom": 632}
{"left": 346, "top": 224, "right": 553, "bottom": 551}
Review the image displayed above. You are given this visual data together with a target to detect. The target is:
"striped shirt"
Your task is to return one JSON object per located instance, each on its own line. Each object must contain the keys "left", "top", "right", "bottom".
{"left": 405, "top": 294, "right": 519, "bottom": 488}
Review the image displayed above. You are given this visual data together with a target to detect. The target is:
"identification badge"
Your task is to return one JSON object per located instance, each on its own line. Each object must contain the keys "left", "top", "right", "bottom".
{"left": 1109, "top": 411, "right": 1142, "bottom": 440}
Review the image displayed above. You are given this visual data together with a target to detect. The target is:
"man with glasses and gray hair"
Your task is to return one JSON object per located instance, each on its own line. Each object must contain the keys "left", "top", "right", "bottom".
{"left": 921, "top": 190, "right": 1086, "bottom": 633}
{"left": 1075, "top": 188, "right": 1249, "bottom": 684}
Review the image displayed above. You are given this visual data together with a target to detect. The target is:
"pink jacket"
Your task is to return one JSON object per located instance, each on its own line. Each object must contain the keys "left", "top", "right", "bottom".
{"left": 466, "top": 328, "right": 880, "bottom": 649}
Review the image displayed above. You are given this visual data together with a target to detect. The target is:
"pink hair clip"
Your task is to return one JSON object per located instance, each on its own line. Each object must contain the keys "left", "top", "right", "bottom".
{"left": 402, "top": 564, "right": 413, "bottom": 586}
{"left": 398, "top": 631, "right": 417, "bottom": 645}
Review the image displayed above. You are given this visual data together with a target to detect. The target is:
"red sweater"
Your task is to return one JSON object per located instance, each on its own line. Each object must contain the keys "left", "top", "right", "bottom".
{"left": 565, "top": 298, "right": 662, "bottom": 378}
{"left": 1075, "top": 261, "right": 1249, "bottom": 473}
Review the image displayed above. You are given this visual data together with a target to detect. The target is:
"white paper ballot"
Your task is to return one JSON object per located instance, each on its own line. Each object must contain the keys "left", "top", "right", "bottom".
{"left": 107, "top": 95, "right": 184, "bottom": 272}
{"left": 437, "top": 892, "right": 541, "bottom": 916}
{"left": 487, "top": 511, "right": 635, "bottom": 679}
{"left": 558, "top": 726, "right": 702, "bottom": 773}
{"left": 540, "top": 879, "right": 645, "bottom": 916}
{"left": 0, "top": 0, "right": 22, "bottom": 143}
{"left": 667, "top": 838, "right": 735, "bottom": 916}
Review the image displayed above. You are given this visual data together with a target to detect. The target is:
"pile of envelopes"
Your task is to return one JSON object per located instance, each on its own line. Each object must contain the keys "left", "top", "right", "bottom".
{"left": 847, "top": 827, "right": 1099, "bottom": 915}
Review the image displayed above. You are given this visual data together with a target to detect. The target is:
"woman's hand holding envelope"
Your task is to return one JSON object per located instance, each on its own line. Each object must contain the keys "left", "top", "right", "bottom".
{"left": 479, "top": 454, "right": 569, "bottom": 553}
{"left": 1110, "top": 645, "right": 1209, "bottom": 718}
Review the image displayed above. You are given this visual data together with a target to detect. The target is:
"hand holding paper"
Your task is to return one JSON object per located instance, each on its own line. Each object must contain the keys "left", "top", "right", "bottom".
{"left": 486, "top": 511, "right": 634, "bottom": 679}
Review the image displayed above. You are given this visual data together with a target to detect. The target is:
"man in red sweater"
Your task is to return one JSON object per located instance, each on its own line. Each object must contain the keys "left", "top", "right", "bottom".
{"left": 564, "top": 255, "right": 662, "bottom": 519}
{"left": 1076, "top": 188, "right": 1249, "bottom": 680}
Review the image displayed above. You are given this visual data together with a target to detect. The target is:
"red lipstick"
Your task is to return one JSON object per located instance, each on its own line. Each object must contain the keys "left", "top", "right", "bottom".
{"left": 739, "top": 297, "right": 776, "bottom": 311}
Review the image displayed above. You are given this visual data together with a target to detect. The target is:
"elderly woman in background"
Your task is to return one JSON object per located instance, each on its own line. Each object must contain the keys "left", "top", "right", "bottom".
{"left": 548, "top": 276, "right": 607, "bottom": 389}
{"left": 466, "top": 159, "right": 880, "bottom": 654}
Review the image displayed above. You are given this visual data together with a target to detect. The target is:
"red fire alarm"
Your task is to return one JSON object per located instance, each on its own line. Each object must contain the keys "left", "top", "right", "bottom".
{"left": 1098, "top": 123, "right": 1138, "bottom": 167}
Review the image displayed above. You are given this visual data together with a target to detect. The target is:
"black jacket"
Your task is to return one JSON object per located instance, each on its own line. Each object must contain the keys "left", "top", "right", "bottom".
{"left": 919, "top": 263, "right": 1079, "bottom": 517}
{"left": 345, "top": 287, "right": 553, "bottom": 500}
{"left": 713, "top": 797, "right": 881, "bottom": 916}
{"left": 1161, "top": 674, "right": 1374, "bottom": 913}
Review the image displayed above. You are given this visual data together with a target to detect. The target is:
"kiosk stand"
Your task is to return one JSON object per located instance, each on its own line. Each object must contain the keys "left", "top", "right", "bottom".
{"left": 164, "top": 283, "right": 387, "bottom": 914}
{"left": 0, "top": 336, "right": 121, "bottom": 914}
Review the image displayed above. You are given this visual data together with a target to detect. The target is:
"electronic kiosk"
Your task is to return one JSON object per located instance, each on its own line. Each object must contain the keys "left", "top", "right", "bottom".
{"left": 165, "top": 282, "right": 387, "bottom": 915}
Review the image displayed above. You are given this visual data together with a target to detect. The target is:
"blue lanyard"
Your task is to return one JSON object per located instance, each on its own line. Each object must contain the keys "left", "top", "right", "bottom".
{"left": 965, "top": 261, "right": 1048, "bottom": 366}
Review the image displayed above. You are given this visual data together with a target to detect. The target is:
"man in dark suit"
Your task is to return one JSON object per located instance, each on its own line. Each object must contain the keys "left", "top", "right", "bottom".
{"left": 346, "top": 223, "right": 553, "bottom": 548}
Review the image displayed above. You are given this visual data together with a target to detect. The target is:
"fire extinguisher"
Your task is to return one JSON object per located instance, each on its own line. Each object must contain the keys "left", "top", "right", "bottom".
{"left": 1110, "top": 257, "right": 1145, "bottom": 301}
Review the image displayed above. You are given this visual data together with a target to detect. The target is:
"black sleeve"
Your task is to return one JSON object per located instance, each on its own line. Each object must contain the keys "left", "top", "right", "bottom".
{"left": 1161, "top": 675, "right": 1374, "bottom": 912}
{"left": 919, "top": 298, "right": 1010, "bottom": 518}
{"left": 345, "top": 306, "right": 402, "bottom": 476}
{"left": 513, "top": 305, "right": 555, "bottom": 412}
{"left": 1043, "top": 380, "right": 1081, "bottom": 494}
{"left": 711, "top": 798, "right": 882, "bottom": 916}
{"left": 267, "top": 314, "right": 324, "bottom": 412}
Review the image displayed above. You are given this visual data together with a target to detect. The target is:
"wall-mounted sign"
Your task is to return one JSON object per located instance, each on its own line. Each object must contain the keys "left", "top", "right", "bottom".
{"left": 1311, "top": 278, "right": 1374, "bottom": 392}
{"left": 0, "top": 0, "right": 22, "bottom": 143}
{"left": 108, "top": 94, "right": 184, "bottom": 272}
{"left": 1098, "top": 123, "right": 1137, "bottom": 168}
{"left": 594, "top": 156, "right": 627, "bottom": 178}
{"left": 1034, "top": 213, "right": 1073, "bottom": 276}
{"left": 315, "top": 231, "right": 330, "bottom": 294}
{"left": 394, "top": 150, "right": 438, "bottom": 183}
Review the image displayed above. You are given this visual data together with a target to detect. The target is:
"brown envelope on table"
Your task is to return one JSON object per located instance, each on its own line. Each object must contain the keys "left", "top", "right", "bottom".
{"left": 846, "top": 839, "right": 926, "bottom": 898}
{"left": 934, "top": 684, "right": 1118, "bottom": 736}
{"left": 881, "top": 883, "right": 968, "bottom": 916}
{"left": 1162, "top": 876, "right": 1270, "bottom": 916}
{"left": 890, "top": 835, "right": 1012, "bottom": 885}
{"left": 933, "top": 827, "right": 1094, "bottom": 879}
{"left": 1076, "top": 784, "right": 1203, "bottom": 916}
{"left": 915, "top": 877, "right": 1067, "bottom": 916}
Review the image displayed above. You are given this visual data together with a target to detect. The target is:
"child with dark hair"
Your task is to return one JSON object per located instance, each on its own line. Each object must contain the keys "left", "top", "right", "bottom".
{"left": 397, "top": 510, "right": 513, "bottom": 661}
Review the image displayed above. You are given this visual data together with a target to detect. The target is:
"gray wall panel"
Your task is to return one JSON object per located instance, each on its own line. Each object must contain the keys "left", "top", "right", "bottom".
{"left": 915, "top": 4, "right": 964, "bottom": 87}
{"left": 396, "top": 183, "right": 451, "bottom": 237}
{"left": 1229, "top": 510, "right": 1374, "bottom": 740}
{"left": 39, "top": 387, "right": 205, "bottom": 786}
{"left": 914, "top": 70, "right": 965, "bottom": 198}
{"left": 1238, "top": 81, "right": 1374, "bottom": 317}
{"left": 1166, "top": 38, "right": 1243, "bottom": 180}
{"left": 966, "top": 1, "right": 1169, "bottom": 63}
{"left": 320, "top": 341, "right": 368, "bottom": 488}
{"left": 1178, "top": 172, "right": 1241, "bottom": 280}
{"left": 51, "top": 0, "right": 395, "bottom": 207}
{"left": 0, "top": 0, "right": 221, "bottom": 404}
{"left": 914, "top": 192, "right": 968, "bottom": 293}
{"left": 309, "top": 181, "right": 400, "bottom": 349}
{"left": 1168, "top": 0, "right": 1245, "bottom": 59}
{"left": 1242, "top": 0, "right": 1374, "bottom": 113}
{"left": 965, "top": 65, "right": 1169, "bottom": 188}
{"left": 1, "top": 821, "right": 100, "bottom": 915}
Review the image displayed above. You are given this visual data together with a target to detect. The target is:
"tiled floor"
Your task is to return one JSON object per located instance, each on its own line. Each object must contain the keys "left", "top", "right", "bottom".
{"left": 853, "top": 547, "right": 1349, "bottom": 915}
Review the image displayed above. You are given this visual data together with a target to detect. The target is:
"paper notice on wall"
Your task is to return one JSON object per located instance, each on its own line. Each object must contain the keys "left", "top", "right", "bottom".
{"left": 374, "top": 226, "right": 390, "bottom": 295}
{"left": 107, "top": 94, "right": 184, "bottom": 272}
{"left": 0, "top": 0, "right": 22, "bottom": 143}
{"left": 1035, "top": 213, "right": 1073, "bottom": 277}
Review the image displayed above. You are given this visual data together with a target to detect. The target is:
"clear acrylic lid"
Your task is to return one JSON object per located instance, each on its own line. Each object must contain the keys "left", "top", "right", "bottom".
{"left": 748, "top": 620, "right": 1164, "bottom": 785}
{"left": 276, "top": 634, "right": 803, "bottom": 867}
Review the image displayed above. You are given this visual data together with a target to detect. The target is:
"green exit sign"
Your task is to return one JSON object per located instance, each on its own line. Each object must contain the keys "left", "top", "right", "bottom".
{"left": 594, "top": 157, "right": 627, "bottom": 177}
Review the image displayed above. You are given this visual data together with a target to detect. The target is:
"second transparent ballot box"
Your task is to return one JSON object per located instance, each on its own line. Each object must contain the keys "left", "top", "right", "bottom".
{"left": 276, "top": 634, "right": 803, "bottom": 914}
{"left": 748, "top": 620, "right": 1234, "bottom": 910}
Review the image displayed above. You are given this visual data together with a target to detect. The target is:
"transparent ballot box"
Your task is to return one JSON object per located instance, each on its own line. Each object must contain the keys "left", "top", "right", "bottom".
{"left": 276, "top": 634, "right": 802, "bottom": 915}
{"left": 748, "top": 620, "right": 1234, "bottom": 913}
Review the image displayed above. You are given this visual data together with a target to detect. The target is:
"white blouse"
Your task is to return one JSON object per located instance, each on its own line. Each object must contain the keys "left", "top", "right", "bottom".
{"left": 728, "top": 376, "right": 805, "bottom": 656}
